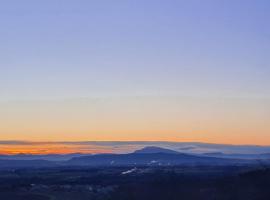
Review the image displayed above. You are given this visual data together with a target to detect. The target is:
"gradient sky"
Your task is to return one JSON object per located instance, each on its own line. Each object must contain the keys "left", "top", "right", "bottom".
{"left": 0, "top": 0, "right": 270, "bottom": 146}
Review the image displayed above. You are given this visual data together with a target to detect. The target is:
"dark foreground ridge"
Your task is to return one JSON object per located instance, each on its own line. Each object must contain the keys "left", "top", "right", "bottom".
{"left": 0, "top": 166, "right": 270, "bottom": 200}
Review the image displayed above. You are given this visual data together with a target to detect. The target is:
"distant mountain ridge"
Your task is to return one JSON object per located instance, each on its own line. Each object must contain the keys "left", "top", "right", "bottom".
{"left": 68, "top": 146, "right": 254, "bottom": 167}
{"left": 134, "top": 146, "right": 179, "bottom": 154}
{"left": 0, "top": 153, "right": 85, "bottom": 161}
{"left": 203, "top": 152, "right": 270, "bottom": 160}
{"left": 0, "top": 159, "right": 56, "bottom": 168}
{"left": 0, "top": 146, "right": 268, "bottom": 169}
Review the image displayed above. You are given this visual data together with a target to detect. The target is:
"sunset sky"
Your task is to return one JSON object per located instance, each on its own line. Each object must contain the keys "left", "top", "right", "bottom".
{"left": 0, "top": 0, "right": 270, "bottom": 152}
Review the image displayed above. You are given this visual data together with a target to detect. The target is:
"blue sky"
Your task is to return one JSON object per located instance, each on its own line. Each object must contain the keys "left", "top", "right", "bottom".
{"left": 0, "top": 0, "right": 269, "bottom": 145}
{"left": 1, "top": 0, "right": 269, "bottom": 100}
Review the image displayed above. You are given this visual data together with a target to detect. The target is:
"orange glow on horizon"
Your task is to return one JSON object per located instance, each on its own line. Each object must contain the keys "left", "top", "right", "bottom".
{"left": 0, "top": 144, "right": 114, "bottom": 155}
{"left": 1, "top": 96, "right": 269, "bottom": 149}
{"left": 0, "top": 135, "right": 269, "bottom": 155}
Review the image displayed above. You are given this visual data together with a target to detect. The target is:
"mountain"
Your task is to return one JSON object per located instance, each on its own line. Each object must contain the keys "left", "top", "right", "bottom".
{"left": 0, "top": 147, "right": 262, "bottom": 169}
{"left": 0, "top": 159, "right": 56, "bottom": 169}
{"left": 0, "top": 153, "right": 85, "bottom": 161}
{"left": 203, "top": 152, "right": 270, "bottom": 160}
{"left": 68, "top": 147, "right": 254, "bottom": 167}
{"left": 133, "top": 146, "right": 179, "bottom": 154}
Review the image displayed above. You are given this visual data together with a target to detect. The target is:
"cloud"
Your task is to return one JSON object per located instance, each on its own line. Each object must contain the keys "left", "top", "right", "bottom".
{"left": 0, "top": 140, "right": 34, "bottom": 145}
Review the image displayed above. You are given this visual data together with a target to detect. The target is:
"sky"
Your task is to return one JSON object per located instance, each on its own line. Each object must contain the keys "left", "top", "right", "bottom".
{"left": 0, "top": 0, "right": 270, "bottom": 150}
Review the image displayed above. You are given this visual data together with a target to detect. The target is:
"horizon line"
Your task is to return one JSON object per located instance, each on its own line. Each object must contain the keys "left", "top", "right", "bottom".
{"left": 0, "top": 140, "right": 269, "bottom": 147}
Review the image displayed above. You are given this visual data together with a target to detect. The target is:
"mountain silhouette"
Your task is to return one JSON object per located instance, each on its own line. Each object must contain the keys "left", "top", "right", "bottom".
{"left": 0, "top": 147, "right": 259, "bottom": 169}
{"left": 133, "top": 146, "right": 179, "bottom": 154}
{"left": 68, "top": 146, "right": 253, "bottom": 166}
